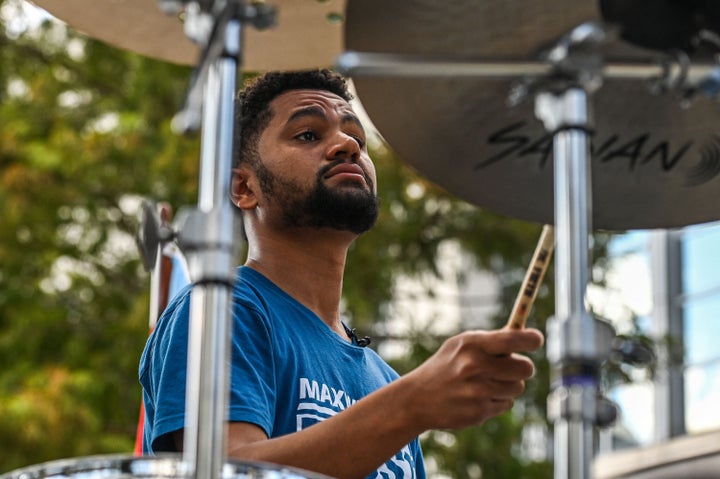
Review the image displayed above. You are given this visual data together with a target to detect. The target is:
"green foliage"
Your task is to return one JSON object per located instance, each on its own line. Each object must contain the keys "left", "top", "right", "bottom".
{"left": 0, "top": 2, "right": 199, "bottom": 470}
{"left": 422, "top": 416, "right": 553, "bottom": 479}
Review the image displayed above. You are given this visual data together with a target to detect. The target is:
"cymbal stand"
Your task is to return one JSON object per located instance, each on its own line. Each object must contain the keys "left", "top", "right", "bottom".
{"left": 154, "top": 2, "right": 274, "bottom": 479}
{"left": 531, "top": 23, "right": 618, "bottom": 479}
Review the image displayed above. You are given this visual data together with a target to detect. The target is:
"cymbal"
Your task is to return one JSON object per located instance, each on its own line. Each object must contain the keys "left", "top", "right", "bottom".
{"left": 30, "top": 0, "right": 345, "bottom": 71}
{"left": 344, "top": 0, "right": 720, "bottom": 230}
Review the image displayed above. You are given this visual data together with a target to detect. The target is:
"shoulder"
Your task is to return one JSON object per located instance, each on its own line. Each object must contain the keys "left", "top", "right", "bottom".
{"left": 232, "top": 267, "right": 312, "bottom": 330}
{"left": 139, "top": 284, "right": 193, "bottom": 375}
{"left": 233, "top": 267, "right": 272, "bottom": 312}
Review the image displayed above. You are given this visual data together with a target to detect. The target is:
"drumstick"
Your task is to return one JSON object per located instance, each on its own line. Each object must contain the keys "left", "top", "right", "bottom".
{"left": 507, "top": 224, "right": 555, "bottom": 329}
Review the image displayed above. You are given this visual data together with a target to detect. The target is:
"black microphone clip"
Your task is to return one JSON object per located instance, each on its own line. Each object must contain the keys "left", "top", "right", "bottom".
{"left": 347, "top": 327, "right": 372, "bottom": 347}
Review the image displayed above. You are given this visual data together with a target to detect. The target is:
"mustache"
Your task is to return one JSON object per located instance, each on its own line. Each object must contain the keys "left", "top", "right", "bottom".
{"left": 318, "top": 159, "right": 375, "bottom": 191}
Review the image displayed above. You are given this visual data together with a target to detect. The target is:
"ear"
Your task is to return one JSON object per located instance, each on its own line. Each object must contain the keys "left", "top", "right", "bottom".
{"left": 231, "top": 167, "right": 258, "bottom": 210}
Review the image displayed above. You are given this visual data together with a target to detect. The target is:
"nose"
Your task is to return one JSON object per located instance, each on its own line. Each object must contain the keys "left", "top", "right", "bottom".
{"left": 326, "top": 131, "right": 361, "bottom": 163}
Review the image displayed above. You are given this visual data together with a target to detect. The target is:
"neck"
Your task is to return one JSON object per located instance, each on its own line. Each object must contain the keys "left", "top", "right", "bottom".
{"left": 244, "top": 227, "right": 354, "bottom": 338}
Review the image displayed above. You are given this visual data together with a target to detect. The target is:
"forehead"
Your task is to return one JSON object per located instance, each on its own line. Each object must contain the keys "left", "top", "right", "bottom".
{"left": 269, "top": 89, "right": 355, "bottom": 120}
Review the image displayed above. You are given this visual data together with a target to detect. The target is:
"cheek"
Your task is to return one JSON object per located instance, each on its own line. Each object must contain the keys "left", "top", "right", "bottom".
{"left": 364, "top": 160, "right": 378, "bottom": 192}
{"left": 256, "top": 145, "right": 303, "bottom": 182}
{"left": 267, "top": 157, "right": 319, "bottom": 193}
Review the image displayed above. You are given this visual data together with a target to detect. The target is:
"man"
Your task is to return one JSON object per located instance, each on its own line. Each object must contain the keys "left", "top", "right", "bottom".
{"left": 139, "top": 69, "right": 544, "bottom": 479}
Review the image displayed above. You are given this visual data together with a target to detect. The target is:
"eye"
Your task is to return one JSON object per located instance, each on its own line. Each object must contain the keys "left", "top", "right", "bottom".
{"left": 296, "top": 131, "right": 318, "bottom": 142}
{"left": 351, "top": 135, "right": 366, "bottom": 149}
{"left": 344, "top": 130, "right": 366, "bottom": 148}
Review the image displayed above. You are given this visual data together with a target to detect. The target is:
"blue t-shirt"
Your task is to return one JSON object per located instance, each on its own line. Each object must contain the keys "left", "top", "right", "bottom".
{"left": 139, "top": 266, "right": 426, "bottom": 478}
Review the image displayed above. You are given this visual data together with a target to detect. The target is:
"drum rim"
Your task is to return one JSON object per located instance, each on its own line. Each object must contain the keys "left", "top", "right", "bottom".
{"left": 0, "top": 453, "right": 333, "bottom": 479}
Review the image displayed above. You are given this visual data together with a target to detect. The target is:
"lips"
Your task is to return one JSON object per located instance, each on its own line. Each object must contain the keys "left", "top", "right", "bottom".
{"left": 324, "top": 163, "right": 367, "bottom": 184}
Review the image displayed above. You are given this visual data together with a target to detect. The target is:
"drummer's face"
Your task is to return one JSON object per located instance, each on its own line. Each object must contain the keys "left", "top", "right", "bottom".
{"left": 246, "top": 89, "right": 378, "bottom": 233}
{"left": 257, "top": 89, "right": 376, "bottom": 195}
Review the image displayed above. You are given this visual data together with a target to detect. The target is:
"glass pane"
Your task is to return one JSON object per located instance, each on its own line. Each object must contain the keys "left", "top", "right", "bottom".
{"left": 685, "top": 360, "right": 720, "bottom": 433}
{"left": 608, "top": 381, "right": 655, "bottom": 448}
{"left": 589, "top": 231, "right": 653, "bottom": 333}
{"left": 683, "top": 295, "right": 720, "bottom": 365}
{"left": 682, "top": 222, "right": 720, "bottom": 295}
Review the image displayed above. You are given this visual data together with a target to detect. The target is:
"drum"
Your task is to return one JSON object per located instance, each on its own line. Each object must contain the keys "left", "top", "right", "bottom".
{"left": 0, "top": 454, "right": 333, "bottom": 479}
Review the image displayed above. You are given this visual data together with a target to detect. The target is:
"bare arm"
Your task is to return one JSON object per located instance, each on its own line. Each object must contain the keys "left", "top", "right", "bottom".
{"left": 199, "top": 327, "right": 545, "bottom": 479}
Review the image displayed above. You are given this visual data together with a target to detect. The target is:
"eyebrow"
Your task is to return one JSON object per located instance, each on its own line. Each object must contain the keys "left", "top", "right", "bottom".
{"left": 286, "top": 106, "right": 365, "bottom": 133}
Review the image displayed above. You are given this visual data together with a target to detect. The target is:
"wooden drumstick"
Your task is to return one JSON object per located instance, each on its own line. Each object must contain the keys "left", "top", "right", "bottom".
{"left": 507, "top": 225, "right": 555, "bottom": 329}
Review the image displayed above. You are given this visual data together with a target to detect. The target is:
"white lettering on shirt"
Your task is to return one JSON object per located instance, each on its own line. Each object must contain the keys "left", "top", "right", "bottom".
{"left": 297, "top": 378, "right": 419, "bottom": 477}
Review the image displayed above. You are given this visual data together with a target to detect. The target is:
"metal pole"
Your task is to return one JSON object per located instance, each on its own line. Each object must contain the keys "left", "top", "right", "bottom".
{"left": 179, "top": 16, "right": 241, "bottom": 479}
{"left": 336, "top": 51, "right": 717, "bottom": 85}
{"left": 536, "top": 87, "right": 598, "bottom": 479}
{"left": 157, "top": 2, "right": 274, "bottom": 477}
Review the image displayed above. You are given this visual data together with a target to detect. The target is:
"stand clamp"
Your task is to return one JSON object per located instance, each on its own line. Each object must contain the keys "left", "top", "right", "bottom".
{"left": 547, "top": 314, "right": 619, "bottom": 430}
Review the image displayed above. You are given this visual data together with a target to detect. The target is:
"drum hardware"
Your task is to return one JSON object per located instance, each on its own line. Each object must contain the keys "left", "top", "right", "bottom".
{"left": 141, "top": 3, "right": 271, "bottom": 479}
{"left": 536, "top": 24, "right": 616, "bottom": 476}
{"left": 137, "top": 200, "right": 177, "bottom": 273}
{"left": 158, "top": 0, "right": 276, "bottom": 133}
{"left": 336, "top": 50, "right": 720, "bottom": 104}
{"left": 608, "top": 336, "right": 654, "bottom": 368}
{"left": 128, "top": 1, "right": 278, "bottom": 478}
{"left": 0, "top": 454, "right": 332, "bottom": 479}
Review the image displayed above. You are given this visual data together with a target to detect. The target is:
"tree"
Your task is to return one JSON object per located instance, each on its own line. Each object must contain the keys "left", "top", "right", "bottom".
{"left": 0, "top": 2, "right": 555, "bottom": 475}
{"left": 0, "top": 1, "right": 199, "bottom": 468}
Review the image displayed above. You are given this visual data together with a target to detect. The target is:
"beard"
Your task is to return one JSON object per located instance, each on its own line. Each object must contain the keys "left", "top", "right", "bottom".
{"left": 254, "top": 159, "right": 379, "bottom": 235}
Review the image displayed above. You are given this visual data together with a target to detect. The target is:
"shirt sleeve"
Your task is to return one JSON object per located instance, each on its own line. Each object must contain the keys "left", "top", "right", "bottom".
{"left": 227, "top": 298, "right": 277, "bottom": 437}
{"left": 143, "top": 286, "right": 278, "bottom": 450}
{"left": 142, "top": 288, "right": 193, "bottom": 452}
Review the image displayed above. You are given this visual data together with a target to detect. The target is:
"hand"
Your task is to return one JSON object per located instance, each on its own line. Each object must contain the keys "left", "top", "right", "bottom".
{"left": 399, "top": 327, "right": 544, "bottom": 431}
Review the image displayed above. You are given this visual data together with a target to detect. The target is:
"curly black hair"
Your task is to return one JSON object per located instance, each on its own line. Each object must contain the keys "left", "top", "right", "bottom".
{"left": 233, "top": 69, "right": 353, "bottom": 168}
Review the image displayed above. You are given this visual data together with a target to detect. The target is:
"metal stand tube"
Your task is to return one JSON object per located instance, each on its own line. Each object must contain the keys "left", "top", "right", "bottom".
{"left": 179, "top": 18, "right": 241, "bottom": 479}
{"left": 536, "top": 88, "right": 597, "bottom": 479}
{"left": 336, "top": 51, "right": 717, "bottom": 86}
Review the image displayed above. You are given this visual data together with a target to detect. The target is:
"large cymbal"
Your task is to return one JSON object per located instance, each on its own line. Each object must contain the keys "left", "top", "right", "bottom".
{"left": 344, "top": 0, "right": 720, "bottom": 230}
{"left": 31, "top": 0, "right": 345, "bottom": 71}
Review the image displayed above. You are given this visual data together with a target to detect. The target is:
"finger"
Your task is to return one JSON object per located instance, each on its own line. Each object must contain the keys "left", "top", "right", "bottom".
{"left": 467, "top": 328, "right": 545, "bottom": 356}
{"left": 476, "top": 354, "right": 536, "bottom": 381}
{"left": 482, "top": 398, "right": 514, "bottom": 420}
{"left": 476, "top": 378, "right": 526, "bottom": 399}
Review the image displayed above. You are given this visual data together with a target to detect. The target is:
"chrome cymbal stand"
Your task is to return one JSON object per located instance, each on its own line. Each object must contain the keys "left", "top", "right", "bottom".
{"left": 154, "top": 2, "right": 274, "bottom": 479}
{"left": 336, "top": 22, "right": 627, "bottom": 479}
{"left": 531, "top": 23, "right": 618, "bottom": 479}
